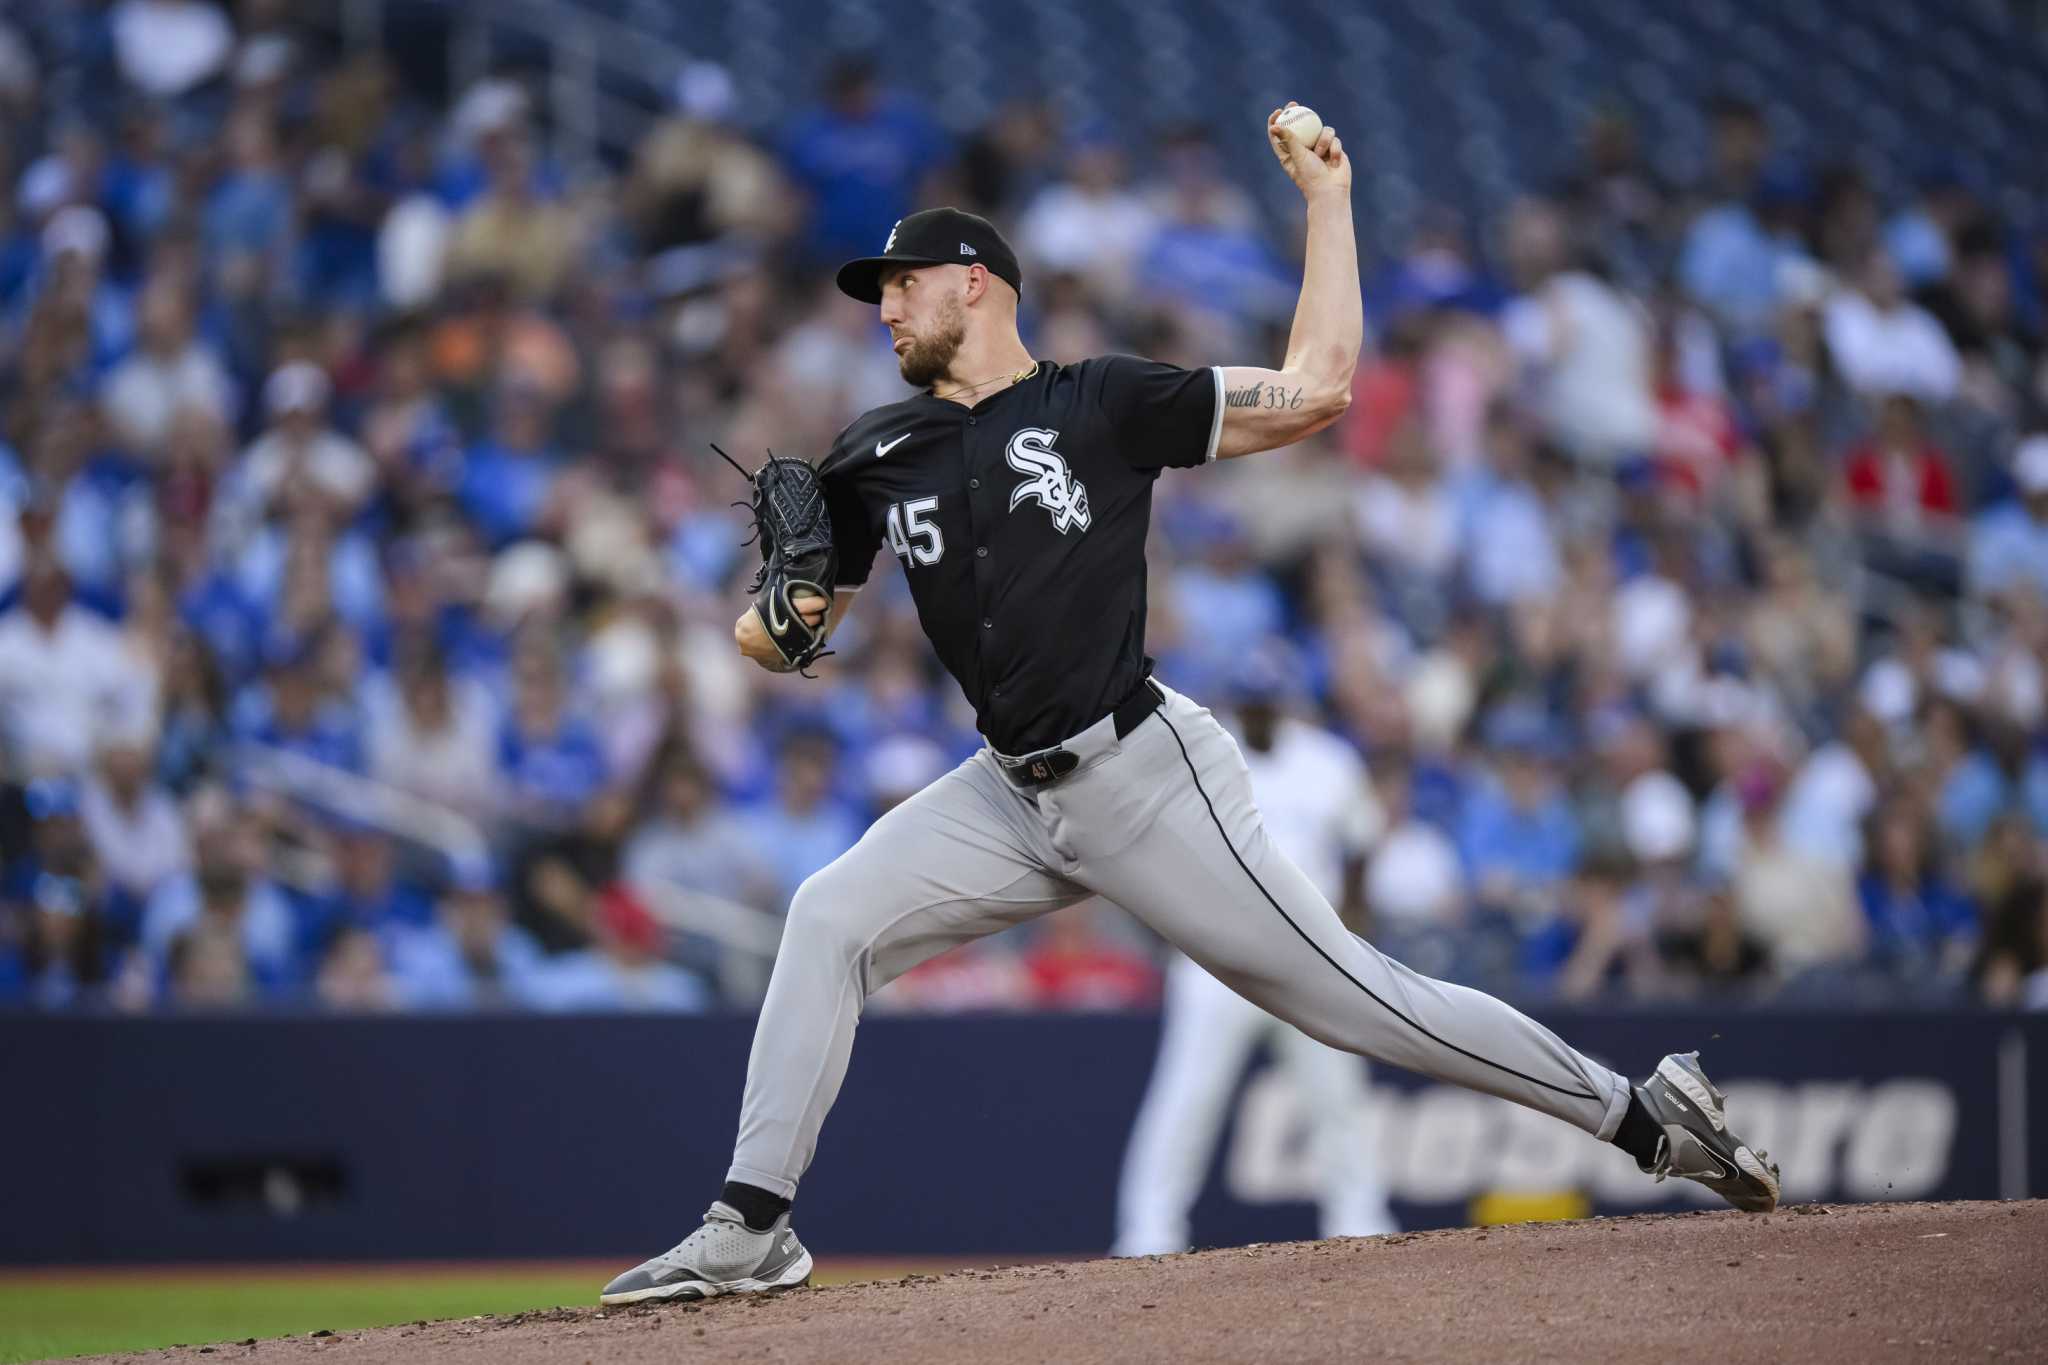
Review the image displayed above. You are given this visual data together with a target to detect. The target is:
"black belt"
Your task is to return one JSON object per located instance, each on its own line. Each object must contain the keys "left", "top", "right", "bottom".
{"left": 994, "top": 677, "right": 1164, "bottom": 788}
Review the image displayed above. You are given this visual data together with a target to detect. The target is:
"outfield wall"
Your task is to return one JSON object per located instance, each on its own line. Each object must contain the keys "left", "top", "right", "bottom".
{"left": 2, "top": 1009, "right": 2039, "bottom": 1264}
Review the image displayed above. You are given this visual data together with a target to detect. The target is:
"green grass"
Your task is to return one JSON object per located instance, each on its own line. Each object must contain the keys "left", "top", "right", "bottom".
{"left": 0, "top": 1266, "right": 610, "bottom": 1363}
{"left": 0, "top": 1260, "right": 951, "bottom": 1363}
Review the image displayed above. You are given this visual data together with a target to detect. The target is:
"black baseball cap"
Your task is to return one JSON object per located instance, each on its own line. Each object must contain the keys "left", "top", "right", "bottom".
{"left": 834, "top": 207, "right": 1022, "bottom": 304}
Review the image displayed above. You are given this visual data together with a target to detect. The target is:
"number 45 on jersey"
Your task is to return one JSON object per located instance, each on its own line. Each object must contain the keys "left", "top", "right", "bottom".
{"left": 887, "top": 497, "right": 944, "bottom": 567}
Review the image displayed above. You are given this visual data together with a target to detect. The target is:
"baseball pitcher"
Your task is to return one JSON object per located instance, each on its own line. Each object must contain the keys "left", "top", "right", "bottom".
{"left": 602, "top": 105, "right": 1778, "bottom": 1306}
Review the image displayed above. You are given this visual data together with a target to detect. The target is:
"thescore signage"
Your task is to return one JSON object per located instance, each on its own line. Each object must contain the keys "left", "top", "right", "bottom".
{"left": 0, "top": 1008, "right": 2035, "bottom": 1262}
{"left": 1228, "top": 1073, "right": 1960, "bottom": 1209}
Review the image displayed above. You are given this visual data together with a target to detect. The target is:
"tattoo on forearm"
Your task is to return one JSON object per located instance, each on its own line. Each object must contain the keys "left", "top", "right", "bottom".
{"left": 1224, "top": 383, "right": 1306, "bottom": 411}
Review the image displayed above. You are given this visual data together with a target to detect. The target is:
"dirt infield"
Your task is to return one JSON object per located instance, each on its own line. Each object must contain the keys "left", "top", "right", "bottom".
{"left": 67, "top": 1201, "right": 2045, "bottom": 1365}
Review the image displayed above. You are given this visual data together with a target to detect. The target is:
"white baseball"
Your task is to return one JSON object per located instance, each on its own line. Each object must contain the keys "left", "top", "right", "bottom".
{"left": 1273, "top": 104, "right": 1324, "bottom": 150}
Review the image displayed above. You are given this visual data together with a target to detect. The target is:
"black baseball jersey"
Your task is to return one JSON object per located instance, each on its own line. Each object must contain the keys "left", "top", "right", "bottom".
{"left": 820, "top": 355, "right": 1223, "bottom": 754}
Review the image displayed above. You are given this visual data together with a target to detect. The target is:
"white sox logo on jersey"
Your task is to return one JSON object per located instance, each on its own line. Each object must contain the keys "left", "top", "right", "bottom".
{"left": 1005, "top": 428, "right": 1091, "bottom": 534}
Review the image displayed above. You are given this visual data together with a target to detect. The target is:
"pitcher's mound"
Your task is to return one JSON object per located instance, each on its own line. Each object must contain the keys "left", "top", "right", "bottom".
{"left": 79, "top": 1200, "right": 2047, "bottom": 1364}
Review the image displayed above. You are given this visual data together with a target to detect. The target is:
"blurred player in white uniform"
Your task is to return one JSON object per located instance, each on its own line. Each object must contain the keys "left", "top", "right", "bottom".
{"left": 1112, "top": 652, "right": 1398, "bottom": 1255}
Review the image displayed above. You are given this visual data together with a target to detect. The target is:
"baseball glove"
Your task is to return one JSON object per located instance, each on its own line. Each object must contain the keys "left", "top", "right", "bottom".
{"left": 716, "top": 444, "right": 839, "bottom": 674}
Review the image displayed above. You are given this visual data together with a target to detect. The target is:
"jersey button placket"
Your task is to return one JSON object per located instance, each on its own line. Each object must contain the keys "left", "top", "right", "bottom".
{"left": 964, "top": 414, "right": 1001, "bottom": 704}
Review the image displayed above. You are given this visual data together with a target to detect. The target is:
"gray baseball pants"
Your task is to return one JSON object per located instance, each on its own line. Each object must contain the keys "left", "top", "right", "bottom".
{"left": 727, "top": 683, "right": 1632, "bottom": 1198}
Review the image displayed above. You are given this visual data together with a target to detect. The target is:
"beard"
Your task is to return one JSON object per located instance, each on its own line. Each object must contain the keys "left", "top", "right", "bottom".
{"left": 896, "top": 294, "right": 967, "bottom": 388}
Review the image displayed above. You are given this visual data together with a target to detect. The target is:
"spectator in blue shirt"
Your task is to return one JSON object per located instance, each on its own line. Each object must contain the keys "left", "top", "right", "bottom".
{"left": 498, "top": 643, "right": 608, "bottom": 826}
{"left": 384, "top": 867, "right": 545, "bottom": 1010}
{"left": 104, "top": 108, "right": 178, "bottom": 262}
{"left": 298, "top": 131, "right": 387, "bottom": 309}
{"left": 1857, "top": 799, "right": 1977, "bottom": 983}
{"left": 822, "top": 639, "right": 972, "bottom": 767}
{"left": 458, "top": 382, "right": 563, "bottom": 548}
{"left": 240, "top": 506, "right": 388, "bottom": 659}
{"left": 1883, "top": 167, "right": 1977, "bottom": 289}
{"left": 294, "top": 820, "right": 435, "bottom": 960}
{"left": 1138, "top": 141, "right": 1295, "bottom": 327}
{"left": 734, "top": 731, "right": 862, "bottom": 911}
{"left": 1367, "top": 210, "right": 1508, "bottom": 321}
{"left": 1458, "top": 705, "right": 1582, "bottom": 922}
{"left": 205, "top": 108, "right": 293, "bottom": 269}
{"left": 1678, "top": 177, "right": 1814, "bottom": 338}
{"left": 1677, "top": 99, "right": 1810, "bottom": 336}
{"left": 1167, "top": 502, "right": 1288, "bottom": 689}
{"left": 524, "top": 882, "right": 710, "bottom": 1012}
{"left": 781, "top": 54, "right": 947, "bottom": 268}
{"left": 1967, "top": 435, "right": 2048, "bottom": 601}
{"left": 1459, "top": 404, "right": 1564, "bottom": 607}
{"left": 1924, "top": 698, "right": 2018, "bottom": 851}
{"left": 623, "top": 753, "right": 777, "bottom": 910}
{"left": 52, "top": 427, "right": 152, "bottom": 600}
{"left": 0, "top": 778, "right": 108, "bottom": 1007}
{"left": 231, "top": 636, "right": 365, "bottom": 773}
{"left": 0, "top": 871, "right": 100, "bottom": 1007}
{"left": 0, "top": 208, "right": 38, "bottom": 323}
{"left": 11, "top": 396, "right": 151, "bottom": 600}
{"left": 141, "top": 791, "right": 298, "bottom": 993}
{"left": 178, "top": 557, "right": 266, "bottom": 685}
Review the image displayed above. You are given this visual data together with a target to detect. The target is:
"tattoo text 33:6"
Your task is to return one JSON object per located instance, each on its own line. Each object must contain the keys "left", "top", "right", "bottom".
{"left": 1223, "top": 383, "right": 1305, "bottom": 411}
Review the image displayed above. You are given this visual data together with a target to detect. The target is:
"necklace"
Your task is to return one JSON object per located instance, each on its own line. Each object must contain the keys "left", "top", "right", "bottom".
{"left": 934, "top": 359, "right": 1039, "bottom": 403}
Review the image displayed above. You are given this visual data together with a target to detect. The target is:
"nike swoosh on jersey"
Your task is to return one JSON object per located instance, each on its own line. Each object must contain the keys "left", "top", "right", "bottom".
{"left": 875, "top": 433, "right": 910, "bottom": 458}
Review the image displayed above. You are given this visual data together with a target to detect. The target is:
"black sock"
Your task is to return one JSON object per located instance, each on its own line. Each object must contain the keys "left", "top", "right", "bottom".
{"left": 721, "top": 1181, "right": 791, "bottom": 1233}
{"left": 1610, "top": 1090, "right": 1663, "bottom": 1167}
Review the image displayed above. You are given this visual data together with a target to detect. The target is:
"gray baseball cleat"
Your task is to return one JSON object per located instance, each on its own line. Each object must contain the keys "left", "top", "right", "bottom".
{"left": 600, "top": 1201, "right": 813, "bottom": 1305}
{"left": 1633, "top": 1051, "right": 1781, "bottom": 1213}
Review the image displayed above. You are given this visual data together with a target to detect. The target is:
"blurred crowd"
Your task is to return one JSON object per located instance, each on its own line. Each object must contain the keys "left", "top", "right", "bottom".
{"left": 2, "top": 1, "right": 2047, "bottom": 1013}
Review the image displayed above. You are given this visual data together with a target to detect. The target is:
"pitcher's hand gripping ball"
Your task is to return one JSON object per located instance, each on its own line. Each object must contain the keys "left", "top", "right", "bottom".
{"left": 716, "top": 444, "right": 839, "bottom": 674}
{"left": 1271, "top": 103, "right": 1323, "bottom": 149}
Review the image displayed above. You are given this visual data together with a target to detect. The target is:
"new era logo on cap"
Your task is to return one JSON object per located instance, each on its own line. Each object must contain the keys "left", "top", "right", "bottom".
{"left": 959, "top": 243, "right": 977, "bottom": 256}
